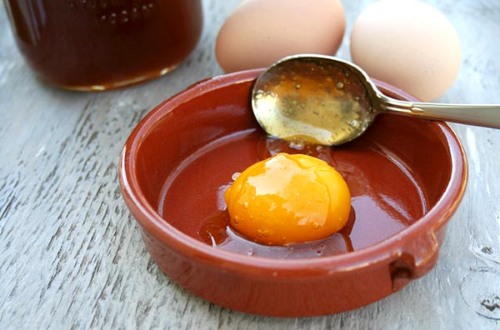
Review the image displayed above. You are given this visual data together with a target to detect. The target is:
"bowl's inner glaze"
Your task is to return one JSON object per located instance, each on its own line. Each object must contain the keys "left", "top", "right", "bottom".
{"left": 135, "top": 79, "right": 452, "bottom": 259}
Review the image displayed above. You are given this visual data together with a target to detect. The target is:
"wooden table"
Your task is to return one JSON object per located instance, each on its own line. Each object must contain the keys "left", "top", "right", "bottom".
{"left": 1, "top": 1, "right": 499, "bottom": 328}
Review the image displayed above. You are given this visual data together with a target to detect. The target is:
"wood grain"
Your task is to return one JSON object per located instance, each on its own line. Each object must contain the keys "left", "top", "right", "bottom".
{"left": 1, "top": 0, "right": 499, "bottom": 329}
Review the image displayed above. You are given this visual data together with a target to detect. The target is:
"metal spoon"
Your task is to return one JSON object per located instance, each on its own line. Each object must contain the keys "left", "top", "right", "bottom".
{"left": 251, "top": 54, "right": 500, "bottom": 146}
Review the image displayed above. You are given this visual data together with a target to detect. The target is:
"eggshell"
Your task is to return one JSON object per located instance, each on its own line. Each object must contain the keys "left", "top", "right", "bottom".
{"left": 216, "top": 0, "right": 346, "bottom": 73}
{"left": 350, "top": 0, "right": 461, "bottom": 101}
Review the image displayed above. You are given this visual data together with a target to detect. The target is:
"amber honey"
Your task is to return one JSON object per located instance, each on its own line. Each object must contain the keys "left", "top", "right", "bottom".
{"left": 159, "top": 130, "right": 427, "bottom": 259}
{"left": 4, "top": 0, "right": 203, "bottom": 90}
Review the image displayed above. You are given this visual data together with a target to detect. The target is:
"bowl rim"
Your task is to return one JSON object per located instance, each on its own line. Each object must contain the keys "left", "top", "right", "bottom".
{"left": 119, "top": 69, "right": 468, "bottom": 277}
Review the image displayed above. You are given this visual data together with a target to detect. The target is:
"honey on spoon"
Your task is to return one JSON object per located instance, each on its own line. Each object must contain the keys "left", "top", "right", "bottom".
{"left": 252, "top": 55, "right": 500, "bottom": 146}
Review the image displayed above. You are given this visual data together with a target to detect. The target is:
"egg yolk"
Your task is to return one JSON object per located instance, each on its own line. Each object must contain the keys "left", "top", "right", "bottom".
{"left": 224, "top": 153, "right": 351, "bottom": 245}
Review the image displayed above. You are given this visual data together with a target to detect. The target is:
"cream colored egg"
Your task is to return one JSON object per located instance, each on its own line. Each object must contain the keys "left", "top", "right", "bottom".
{"left": 350, "top": 0, "right": 461, "bottom": 101}
{"left": 216, "top": 0, "right": 346, "bottom": 73}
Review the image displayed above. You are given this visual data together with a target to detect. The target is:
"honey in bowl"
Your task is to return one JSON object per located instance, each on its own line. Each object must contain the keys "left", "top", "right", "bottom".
{"left": 4, "top": 0, "right": 203, "bottom": 90}
{"left": 159, "top": 128, "right": 428, "bottom": 259}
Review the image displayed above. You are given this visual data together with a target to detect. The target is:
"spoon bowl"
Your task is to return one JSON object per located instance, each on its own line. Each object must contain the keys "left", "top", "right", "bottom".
{"left": 252, "top": 54, "right": 500, "bottom": 146}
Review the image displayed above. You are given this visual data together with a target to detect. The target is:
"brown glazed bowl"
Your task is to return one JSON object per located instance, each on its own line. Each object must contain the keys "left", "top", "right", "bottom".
{"left": 119, "top": 69, "right": 467, "bottom": 317}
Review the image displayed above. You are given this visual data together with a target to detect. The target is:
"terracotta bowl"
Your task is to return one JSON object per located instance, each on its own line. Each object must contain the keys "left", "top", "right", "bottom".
{"left": 119, "top": 69, "right": 467, "bottom": 317}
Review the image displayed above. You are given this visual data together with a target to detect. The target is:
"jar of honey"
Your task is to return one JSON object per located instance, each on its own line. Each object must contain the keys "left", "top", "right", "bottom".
{"left": 4, "top": 0, "right": 203, "bottom": 91}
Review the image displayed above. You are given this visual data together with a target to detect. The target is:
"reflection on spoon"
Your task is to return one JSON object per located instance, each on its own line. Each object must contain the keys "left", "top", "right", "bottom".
{"left": 252, "top": 54, "right": 500, "bottom": 146}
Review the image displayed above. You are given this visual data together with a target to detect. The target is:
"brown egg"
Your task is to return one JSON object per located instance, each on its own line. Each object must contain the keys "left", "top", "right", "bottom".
{"left": 216, "top": 0, "right": 346, "bottom": 73}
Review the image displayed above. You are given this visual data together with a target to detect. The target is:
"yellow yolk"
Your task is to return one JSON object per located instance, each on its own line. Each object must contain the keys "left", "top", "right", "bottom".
{"left": 224, "top": 153, "right": 351, "bottom": 245}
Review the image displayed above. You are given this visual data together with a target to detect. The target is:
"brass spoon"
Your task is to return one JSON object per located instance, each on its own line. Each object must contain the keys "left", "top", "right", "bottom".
{"left": 251, "top": 54, "right": 500, "bottom": 146}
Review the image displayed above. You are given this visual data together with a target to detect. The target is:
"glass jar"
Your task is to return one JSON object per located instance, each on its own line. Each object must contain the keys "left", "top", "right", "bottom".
{"left": 4, "top": 0, "right": 203, "bottom": 91}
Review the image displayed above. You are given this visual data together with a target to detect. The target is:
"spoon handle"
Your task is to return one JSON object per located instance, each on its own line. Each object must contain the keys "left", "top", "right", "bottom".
{"left": 381, "top": 98, "right": 500, "bottom": 128}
